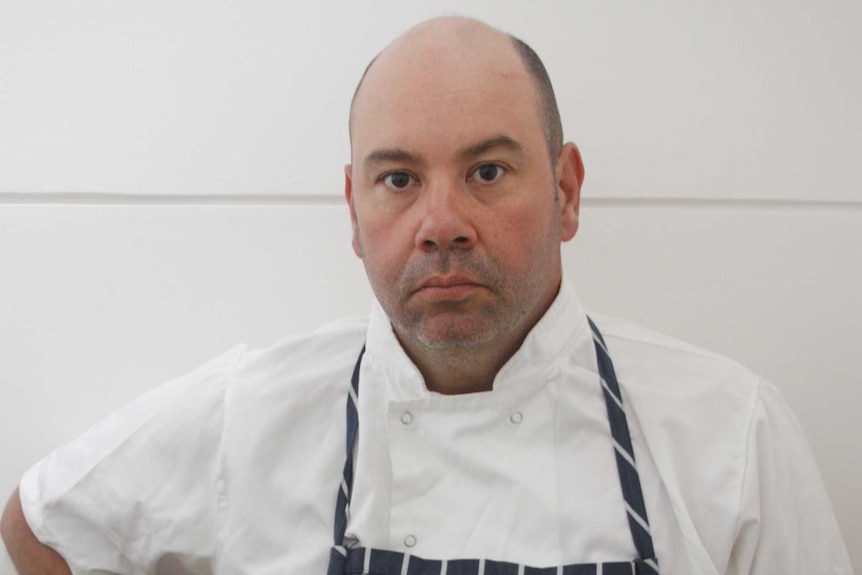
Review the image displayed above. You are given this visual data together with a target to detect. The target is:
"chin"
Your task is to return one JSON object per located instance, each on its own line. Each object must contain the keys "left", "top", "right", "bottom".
{"left": 409, "top": 317, "right": 503, "bottom": 350}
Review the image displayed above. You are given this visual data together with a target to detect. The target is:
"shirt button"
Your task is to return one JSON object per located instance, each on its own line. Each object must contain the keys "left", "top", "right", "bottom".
{"left": 400, "top": 412, "right": 414, "bottom": 425}
{"left": 404, "top": 534, "right": 417, "bottom": 548}
{"left": 510, "top": 411, "right": 524, "bottom": 424}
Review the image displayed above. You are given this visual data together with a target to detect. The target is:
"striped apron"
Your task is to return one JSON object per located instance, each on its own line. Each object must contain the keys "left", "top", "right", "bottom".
{"left": 327, "top": 318, "right": 660, "bottom": 575}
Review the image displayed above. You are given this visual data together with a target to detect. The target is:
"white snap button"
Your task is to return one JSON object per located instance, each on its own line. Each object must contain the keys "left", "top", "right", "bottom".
{"left": 510, "top": 411, "right": 524, "bottom": 424}
{"left": 404, "top": 534, "right": 417, "bottom": 548}
{"left": 400, "top": 412, "right": 414, "bottom": 425}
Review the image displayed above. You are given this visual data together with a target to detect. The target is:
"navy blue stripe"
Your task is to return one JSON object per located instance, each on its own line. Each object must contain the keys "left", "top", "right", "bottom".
{"left": 635, "top": 562, "right": 660, "bottom": 575}
{"left": 602, "top": 389, "right": 635, "bottom": 458}
{"left": 346, "top": 345, "right": 364, "bottom": 458}
{"left": 625, "top": 512, "right": 656, "bottom": 564}
{"left": 529, "top": 565, "right": 598, "bottom": 575}
{"left": 329, "top": 318, "right": 661, "bottom": 574}
{"left": 332, "top": 346, "right": 365, "bottom": 545}
{"left": 483, "top": 559, "right": 519, "bottom": 575}
{"left": 591, "top": 321, "right": 657, "bottom": 566}
{"left": 342, "top": 547, "right": 655, "bottom": 575}
{"left": 327, "top": 547, "right": 347, "bottom": 575}
{"left": 587, "top": 317, "right": 607, "bottom": 348}
{"left": 370, "top": 547, "right": 405, "bottom": 572}
{"left": 445, "top": 559, "right": 482, "bottom": 575}
{"left": 613, "top": 450, "right": 649, "bottom": 525}
{"left": 410, "top": 558, "right": 447, "bottom": 575}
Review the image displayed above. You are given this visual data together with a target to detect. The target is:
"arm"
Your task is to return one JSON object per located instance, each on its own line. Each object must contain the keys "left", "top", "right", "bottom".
{"left": 726, "top": 381, "right": 853, "bottom": 574}
{"left": 3, "top": 346, "right": 244, "bottom": 574}
{"left": 1, "top": 488, "right": 72, "bottom": 575}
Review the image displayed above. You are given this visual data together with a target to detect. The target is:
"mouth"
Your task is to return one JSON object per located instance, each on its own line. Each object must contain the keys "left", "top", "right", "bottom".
{"left": 414, "top": 275, "right": 483, "bottom": 302}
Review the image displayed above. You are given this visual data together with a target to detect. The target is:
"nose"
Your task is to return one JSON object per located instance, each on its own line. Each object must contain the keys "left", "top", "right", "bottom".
{"left": 414, "top": 181, "right": 477, "bottom": 252}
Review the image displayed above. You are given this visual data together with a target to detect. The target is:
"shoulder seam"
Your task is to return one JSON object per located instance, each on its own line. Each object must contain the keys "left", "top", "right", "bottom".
{"left": 604, "top": 329, "right": 754, "bottom": 377}
{"left": 730, "top": 377, "right": 765, "bottom": 551}
{"left": 212, "top": 345, "right": 247, "bottom": 572}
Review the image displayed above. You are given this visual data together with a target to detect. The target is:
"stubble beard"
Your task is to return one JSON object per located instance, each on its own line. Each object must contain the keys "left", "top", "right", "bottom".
{"left": 358, "top": 186, "right": 564, "bottom": 354}
{"left": 375, "top": 245, "right": 557, "bottom": 353}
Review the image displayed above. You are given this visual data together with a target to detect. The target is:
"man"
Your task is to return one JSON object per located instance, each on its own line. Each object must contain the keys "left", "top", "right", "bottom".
{"left": 1, "top": 16, "right": 852, "bottom": 575}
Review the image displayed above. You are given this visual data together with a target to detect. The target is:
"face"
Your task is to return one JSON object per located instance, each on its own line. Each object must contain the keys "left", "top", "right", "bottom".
{"left": 346, "top": 30, "right": 582, "bottom": 355}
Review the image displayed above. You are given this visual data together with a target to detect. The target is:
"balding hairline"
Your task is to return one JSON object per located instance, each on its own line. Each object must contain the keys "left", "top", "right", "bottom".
{"left": 348, "top": 31, "right": 563, "bottom": 163}
{"left": 508, "top": 35, "right": 564, "bottom": 161}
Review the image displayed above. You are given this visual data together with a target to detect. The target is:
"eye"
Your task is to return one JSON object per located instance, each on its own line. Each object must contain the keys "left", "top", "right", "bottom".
{"left": 470, "top": 163, "right": 505, "bottom": 184}
{"left": 382, "top": 171, "right": 416, "bottom": 191}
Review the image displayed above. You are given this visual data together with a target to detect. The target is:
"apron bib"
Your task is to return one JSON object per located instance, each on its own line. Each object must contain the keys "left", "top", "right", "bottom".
{"left": 326, "top": 318, "right": 660, "bottom": 575}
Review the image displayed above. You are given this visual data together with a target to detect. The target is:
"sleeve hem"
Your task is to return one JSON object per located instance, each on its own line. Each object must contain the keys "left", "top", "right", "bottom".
{"left": 19, "top": 463, "right": 84, "bottom": 574}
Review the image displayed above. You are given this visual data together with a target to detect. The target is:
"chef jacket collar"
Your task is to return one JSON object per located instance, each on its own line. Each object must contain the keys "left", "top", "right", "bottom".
{"left": 364, "top": 277, "right": 597, "bottom": 401}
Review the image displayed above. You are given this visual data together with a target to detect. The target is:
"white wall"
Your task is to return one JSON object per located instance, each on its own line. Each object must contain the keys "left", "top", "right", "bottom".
{"left": 1, "top": 1, "right": 859, "bottom": 572}
{"left": 2, "top": 1, "right": 860, "bottom": 201}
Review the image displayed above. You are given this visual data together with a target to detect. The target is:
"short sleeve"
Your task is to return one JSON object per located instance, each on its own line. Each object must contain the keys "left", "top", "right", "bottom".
{"left": 19, "top": 345, "right": 246, "bottom": 575}
{"left": 726, "top": 379, "right": 853, "bottom": 574}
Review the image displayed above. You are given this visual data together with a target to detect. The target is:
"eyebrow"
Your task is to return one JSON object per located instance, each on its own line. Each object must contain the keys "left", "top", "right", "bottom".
{"left": 456, "top": 135, "right": 525, "bottom": 161}
{"left": 362, "top": 148, "right": 422, "bottom": 171}
{"left": 361, "top": 135, "right": 526, "bottom": 171}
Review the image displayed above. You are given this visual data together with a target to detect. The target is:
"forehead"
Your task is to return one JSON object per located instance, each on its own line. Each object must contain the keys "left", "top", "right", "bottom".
{"left": 350, "top": 32, "right": 546, "bottom": 164}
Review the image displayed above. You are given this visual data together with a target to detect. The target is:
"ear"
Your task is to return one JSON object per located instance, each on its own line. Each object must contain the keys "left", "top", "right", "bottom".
{"left": 556, "top": 142, "right": 584, "bottom": 242}
{"left": 344, "top": 164, "right": 363, "bottom": 258}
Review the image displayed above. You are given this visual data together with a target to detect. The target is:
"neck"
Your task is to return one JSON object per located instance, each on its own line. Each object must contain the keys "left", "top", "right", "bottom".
{"left": 402, "top": 335, "right": 525, "bottom": 395}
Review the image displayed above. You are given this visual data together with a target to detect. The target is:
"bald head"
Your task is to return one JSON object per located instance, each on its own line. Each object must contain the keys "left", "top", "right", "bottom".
{"left": 349, "top": 17, "right": 563, "bottom": 162}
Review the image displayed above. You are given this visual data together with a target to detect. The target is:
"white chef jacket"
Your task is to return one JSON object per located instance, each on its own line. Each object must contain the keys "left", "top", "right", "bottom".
{"left": 19, "top": 280, "right": 853, "bottom": 574}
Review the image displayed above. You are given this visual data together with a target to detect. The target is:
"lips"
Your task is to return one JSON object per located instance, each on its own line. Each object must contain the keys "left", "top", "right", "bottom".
{"left": 418, "top": 275, "right": 479, "bottom": 289}
{"left": 415, "top": 275, "right": 483, "bottom": 301}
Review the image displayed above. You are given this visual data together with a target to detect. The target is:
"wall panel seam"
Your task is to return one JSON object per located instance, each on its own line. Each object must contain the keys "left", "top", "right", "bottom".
{"left": 0, "top": 192, "right": 861, "bottom": 211}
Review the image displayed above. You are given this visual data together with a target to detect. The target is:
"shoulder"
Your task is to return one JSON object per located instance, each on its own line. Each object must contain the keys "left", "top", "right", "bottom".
{"left": 589, "top": 313, "right": 761, "bottom": 406}
{"left": 588, "top": 313, "right": 762, "bottom": 479}
{"left": 19, "top": 315, "right": 371, "bottom": 572}
{"left": 216, "top": 316, "right": 370, "bottom": 537}
{"left": 586, "top": 314, "right": 773, "bottom": 566}
{"left": 25, "top": 313, "right": 369, "bottom": 499}
{"left": 220, "top": 314, "right": 369, "bottom": 451}
{"left": 231, "top": 314, "right": 369, "bottom": 396}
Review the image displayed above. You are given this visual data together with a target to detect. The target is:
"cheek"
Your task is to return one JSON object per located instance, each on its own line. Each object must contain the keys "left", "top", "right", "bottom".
{"left": 486, "top": 204, "right": 558, "bottom": 261}
{"left": 356, "top": 217, "right": 412, "bottom": 277}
